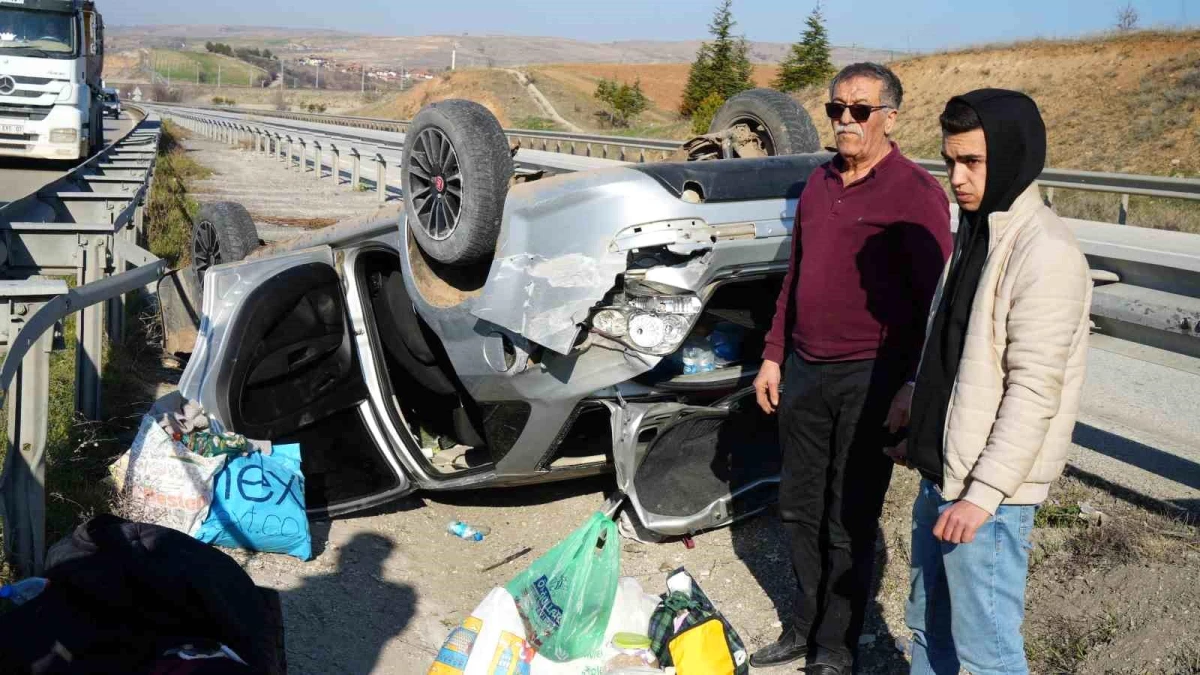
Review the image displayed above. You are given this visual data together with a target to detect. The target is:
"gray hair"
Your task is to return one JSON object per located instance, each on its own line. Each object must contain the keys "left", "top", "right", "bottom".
{"left": 829, "top": 62, "right": 904, "bottom": 109}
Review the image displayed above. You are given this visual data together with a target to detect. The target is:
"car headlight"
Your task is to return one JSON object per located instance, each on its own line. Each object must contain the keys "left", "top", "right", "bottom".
{"left": 589, "top": 293, "right": 701, "bottom": 356}
{"left": 50, "top": 128, "right": 78, "bottom": 143}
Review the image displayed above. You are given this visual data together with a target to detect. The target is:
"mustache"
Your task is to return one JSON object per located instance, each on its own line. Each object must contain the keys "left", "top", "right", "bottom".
{"left": 834, "top": 123, "right": 864, "bottom": 138}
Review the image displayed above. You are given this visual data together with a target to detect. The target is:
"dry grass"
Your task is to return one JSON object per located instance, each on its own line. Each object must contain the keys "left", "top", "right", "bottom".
{"left": 792, "top": 30, "right": 1200, "bottom": 177}
{"left": 353, "top": 69, "right": 543, "bottom": 128}
{"left": 1026, "top": 613, "right": 1121, "bottom": 673}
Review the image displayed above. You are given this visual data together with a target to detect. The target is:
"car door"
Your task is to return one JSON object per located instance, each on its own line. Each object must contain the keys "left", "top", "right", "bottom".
{"left": 606, "top": 387, "right": 781, "bottom": 537}
{"left": 177, "top": 246, "right": 414, "bottom": 515}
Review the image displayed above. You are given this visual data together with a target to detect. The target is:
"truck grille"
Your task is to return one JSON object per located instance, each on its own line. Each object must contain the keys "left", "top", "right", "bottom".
{"left": 0, "top": 105, "right": 51, "bottom": 121}
{"left": 10, "top": 75, "right": 54, "bottom": 86}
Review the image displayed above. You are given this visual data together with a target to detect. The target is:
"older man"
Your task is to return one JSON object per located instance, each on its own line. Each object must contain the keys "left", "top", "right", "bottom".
{"left": 890, "top": 90, "right": 1092, "bottom": 675}
{"left": 752, "top": 63, "right": 951, "bottom": 673}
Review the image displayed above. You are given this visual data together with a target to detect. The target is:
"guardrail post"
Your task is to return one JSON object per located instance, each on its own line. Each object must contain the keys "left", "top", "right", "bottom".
{"left": 107, "top": 232, "right": 125, "bottom": 343}
{"left": 1119, "top": 193, "right": 1130, "bottom": 225}
{"left": 311, "top": 140, "right": 322, "bottom": 180}
{"left": 2, "top": 297, "right": 55, "bottom": 576}
{"left": 1045, "top": 187, "right": 1056, "bottom": 209}
{"left": 76, "top": 236, "right": 105, "bottom": 420}
{"left": 375, "top": 153, "right": 388, "bottom": 203}
{"left": 285, "top": 136, "right": 294, "bottom": 169}
{"left": 297, "top": 137, "right": 307, "bottom": 173}
{"left": 276, "top": 133, "right": 285, "bottom": 162}
{"left": 350, "top": 147, "right": 361, "bottom": 190}
{"left": 329, "top": 144, "right": 341, "bottom": 185}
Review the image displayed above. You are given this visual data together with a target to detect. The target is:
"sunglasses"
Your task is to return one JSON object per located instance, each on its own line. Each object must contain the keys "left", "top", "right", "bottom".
{"left": 825, "top": 102, "right": 891, "bottom": 122}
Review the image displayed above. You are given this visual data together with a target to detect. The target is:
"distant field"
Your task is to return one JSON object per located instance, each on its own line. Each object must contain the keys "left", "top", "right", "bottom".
{"left": 146, "top": 50, "right": 268, "bottom": 87}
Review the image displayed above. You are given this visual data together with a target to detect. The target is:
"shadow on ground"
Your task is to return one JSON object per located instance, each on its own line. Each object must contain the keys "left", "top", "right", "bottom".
{"left": 279, "top": 532, "right": 417, "bottom": 675}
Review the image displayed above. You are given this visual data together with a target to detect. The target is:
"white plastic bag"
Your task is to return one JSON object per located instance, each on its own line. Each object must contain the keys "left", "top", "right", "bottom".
{"left": 109, "top": 415, "right": 225, "bottom": 536}
{"left": 428, "top": 588, "right": 536, "bottom": 675}
{"left": 531, "top": 577, "right": 661, "bottom": 674}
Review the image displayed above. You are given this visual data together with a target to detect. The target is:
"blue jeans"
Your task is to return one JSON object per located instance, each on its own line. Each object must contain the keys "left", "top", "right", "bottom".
{"left": 905, "top": 479, "right": 1035, "bottom": 675}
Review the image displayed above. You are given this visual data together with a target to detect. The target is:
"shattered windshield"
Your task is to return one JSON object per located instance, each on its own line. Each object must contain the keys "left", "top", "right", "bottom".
{"left": 0, "top": 9, "right": 76, "bottom": 56}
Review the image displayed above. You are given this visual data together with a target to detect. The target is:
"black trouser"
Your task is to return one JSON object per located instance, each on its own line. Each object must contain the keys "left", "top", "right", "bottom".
{"left": 777, "top": 351, "right": 904, "bottom": 668}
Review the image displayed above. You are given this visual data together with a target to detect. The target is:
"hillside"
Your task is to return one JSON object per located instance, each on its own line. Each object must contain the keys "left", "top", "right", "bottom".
{"left": 107, "top": 25, "right": 898, "bottom": 70}
{"left": 357, "top": 31, "right": 1199, "bottom": 178}
{"left": 109, "top": 49, "right": 269, "bottom": 87}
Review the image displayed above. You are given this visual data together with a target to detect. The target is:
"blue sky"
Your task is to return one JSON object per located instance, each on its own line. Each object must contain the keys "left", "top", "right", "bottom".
{"left": 103, "top": 0, "right": 1195, "bottom": 51}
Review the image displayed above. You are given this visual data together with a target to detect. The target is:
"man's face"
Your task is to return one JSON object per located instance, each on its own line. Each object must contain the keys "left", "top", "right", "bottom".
{"left": 942, "top": 128, "right": 988, "bottom": 212}
{"left": 829, "top": 76, "right": 897, "bottom": 161}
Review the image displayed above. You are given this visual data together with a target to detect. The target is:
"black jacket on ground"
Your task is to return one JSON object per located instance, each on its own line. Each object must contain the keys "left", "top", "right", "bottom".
{"left": 0, "top": 515, "right": 279, "bottom": 674}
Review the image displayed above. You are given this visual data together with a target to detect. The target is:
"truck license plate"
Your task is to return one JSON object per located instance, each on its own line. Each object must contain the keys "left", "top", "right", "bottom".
{"left": 0, "top": 124, "right": 23, "bottom": 135}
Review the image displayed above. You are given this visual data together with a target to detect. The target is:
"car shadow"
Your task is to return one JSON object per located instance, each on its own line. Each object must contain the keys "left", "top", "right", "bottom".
{"left": 278, "top": 532, "right": 417, "bottom": 675}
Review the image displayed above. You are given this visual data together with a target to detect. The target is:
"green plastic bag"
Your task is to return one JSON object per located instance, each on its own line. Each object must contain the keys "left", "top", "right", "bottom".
{"left": 505, "top": 511, "right": 619, "bottom": 662}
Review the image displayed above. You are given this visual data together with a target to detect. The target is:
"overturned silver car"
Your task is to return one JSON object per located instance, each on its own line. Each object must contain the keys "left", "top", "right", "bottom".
{"left": 174, "top": 90, "right": 830, "bottom": 536}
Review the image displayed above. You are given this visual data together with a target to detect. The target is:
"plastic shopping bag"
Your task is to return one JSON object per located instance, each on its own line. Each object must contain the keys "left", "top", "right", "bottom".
{"left": 193, "top": 443, "right": 312, "bottom": 560}
{"left": 530, "top": 576, "right": 661, "bottom": 674}
{"left": 505, "top": 512, "right": 620, "bottom": 662}
{"left": 110, "top": 415, "right": 226, "bottom": 535}
{"left": 428, "top": 588, "right": 536, "bottom": 675}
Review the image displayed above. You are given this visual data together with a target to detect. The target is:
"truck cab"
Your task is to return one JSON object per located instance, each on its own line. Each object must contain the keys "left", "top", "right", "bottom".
{"left": 0, "top": 0, "right": 105, "bottom": 161}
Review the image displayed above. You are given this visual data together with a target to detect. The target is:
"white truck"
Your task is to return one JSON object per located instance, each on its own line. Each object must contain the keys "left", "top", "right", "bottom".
{"left": 0, "top": 0, "right": 105, "bottom": 162}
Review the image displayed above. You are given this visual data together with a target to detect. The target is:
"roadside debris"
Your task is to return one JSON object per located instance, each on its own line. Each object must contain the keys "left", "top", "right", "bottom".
{"left": 110, "top": 393, "right": 312, "bottom": 560}
{"left": 448, "top": 520, "right": 491, "bottom": 542}
{"left": 479, "top": 547, "right": 534, "bottom": 573}
{"left": 429, "top": 512, "right": 751, "bottom": 673}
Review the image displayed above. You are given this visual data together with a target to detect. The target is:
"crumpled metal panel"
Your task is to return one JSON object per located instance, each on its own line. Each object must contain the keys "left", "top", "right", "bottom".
{"left": 473, "top": 167, "right": 681, "bottom": 354}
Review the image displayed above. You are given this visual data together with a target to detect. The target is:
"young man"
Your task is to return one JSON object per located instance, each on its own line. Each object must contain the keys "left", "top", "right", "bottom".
{"left": 887, "top": 90, "right": 1093, "bottom": 674}
{"left": 751, "top": 63, "right": 951, "bottom": 674}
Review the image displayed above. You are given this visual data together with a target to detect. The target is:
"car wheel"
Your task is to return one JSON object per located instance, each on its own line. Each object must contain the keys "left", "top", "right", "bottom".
{"left": 191, "top": 201, "right": 261, "bottom": 284}
{"left": 402, "top": 99, "right": 513, "bottom": 267}
{"left": 708, "top": 88, "right": 820, "bottom": 156}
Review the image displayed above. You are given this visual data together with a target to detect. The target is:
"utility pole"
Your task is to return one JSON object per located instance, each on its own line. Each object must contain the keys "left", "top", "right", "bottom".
{"left": 451, "top": 43, "right": 457, "bottom": 71}
{"left": 361, "top": 65, "right": 365, "bottom": 93}
{"left": 218, "top": 63, "right": 221, "bottom": 89}
{"left": 196, "top": 63, "right": 199, "bottom": 84}
{"left": 315, "top": 62, "right": 320, "bottom": 89}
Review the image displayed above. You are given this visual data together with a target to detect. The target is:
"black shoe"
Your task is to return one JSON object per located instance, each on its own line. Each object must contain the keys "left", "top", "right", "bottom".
{"left": 749, "top": 627, "right": 808, "bottom": 668}
{"left": 806, "top": 665, "right": 844, "bottom": 675}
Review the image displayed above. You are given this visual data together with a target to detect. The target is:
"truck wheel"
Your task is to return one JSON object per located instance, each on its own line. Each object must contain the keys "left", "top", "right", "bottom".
{"left": 191, "top": 202, "right": 261, "bottom": 283}
{"left": 708, "top": 88, "right": 820, "bottom": 156}
{"left": 402, "top": 100, "right": 513, "bottom": 267}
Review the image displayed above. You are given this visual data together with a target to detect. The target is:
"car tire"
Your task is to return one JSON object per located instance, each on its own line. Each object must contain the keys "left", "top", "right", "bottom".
{"left": 708, "top": 88, "right": 820, "bottom": 156}
{"left": 402, "top": 99, "right": 513, "bottom": 267}
{"left": 191, "top": 201, "right": 261, "bottom": 283}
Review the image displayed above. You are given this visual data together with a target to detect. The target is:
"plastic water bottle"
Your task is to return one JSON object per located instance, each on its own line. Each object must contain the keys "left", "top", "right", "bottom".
{"left": 0, "top": 577, "right": 48, "bottom": 606}
{"left": 681, "top": 346, "right": 700, "bottom": 375}
{"left": 447, "top": 521, "right": 489, "bottom": 542}
{"left": 697, "top": 344, "right": 715, "bottom": 372}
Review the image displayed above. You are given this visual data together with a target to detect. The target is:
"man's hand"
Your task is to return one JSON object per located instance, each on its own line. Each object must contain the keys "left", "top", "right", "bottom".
{"left": 932, "top": 500, "right": 992, "bottom": 544}
{"left": 886, "top": 382, "right": 914, "bottom": 433}
{"left": 754, "top": 360, "right": 782, "bottom": 414}
{"left": 884, "top": 439, "right": 908, "bottom": 467}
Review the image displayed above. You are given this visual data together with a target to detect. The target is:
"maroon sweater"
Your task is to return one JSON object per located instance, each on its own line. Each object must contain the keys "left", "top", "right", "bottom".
{"left": 763, "top": 144, "right": 951, "bottom": 377}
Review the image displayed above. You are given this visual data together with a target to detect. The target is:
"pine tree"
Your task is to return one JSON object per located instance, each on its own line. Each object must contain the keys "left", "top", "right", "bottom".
{"left": 681, "top": 0, "right": 755, "bottom": 117}
{"left": 772, "top": 5, "right": 835, "bottom": 93}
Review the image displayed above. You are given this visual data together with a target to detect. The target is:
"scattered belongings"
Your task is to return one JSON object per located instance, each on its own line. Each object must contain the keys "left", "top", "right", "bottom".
{"left": 110, "top": 393, "right": 311, "bottom": 560}
{"left": 430, "top": 512, "right": 750, "bottom": 673}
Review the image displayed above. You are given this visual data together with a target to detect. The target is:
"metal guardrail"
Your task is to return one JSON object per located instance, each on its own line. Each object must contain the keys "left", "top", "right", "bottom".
{"left": 0, "top": 106, "right": 166, "bottom": 574}
{"left": 165, "top": 103, "right": 1200, "bottom": 213}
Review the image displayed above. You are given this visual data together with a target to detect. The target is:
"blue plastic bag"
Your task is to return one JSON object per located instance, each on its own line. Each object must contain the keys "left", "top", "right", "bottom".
{"left": 193, "top": 443, "right": 312, "bottom": 560}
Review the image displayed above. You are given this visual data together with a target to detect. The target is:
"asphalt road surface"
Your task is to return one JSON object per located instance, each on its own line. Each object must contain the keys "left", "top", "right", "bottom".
{"left": 0, "top": 112, "right": 137, "bottom": 207}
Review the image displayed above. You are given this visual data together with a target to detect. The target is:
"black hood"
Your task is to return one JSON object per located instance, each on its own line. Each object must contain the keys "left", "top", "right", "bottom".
{"left": 952, "top": 88, "right": 1047, "bottom": 222}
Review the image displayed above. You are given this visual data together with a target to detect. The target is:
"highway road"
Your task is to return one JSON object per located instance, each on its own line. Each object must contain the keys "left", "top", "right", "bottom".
{"left": 0, "top": 113, "right": 138, "bottom": 207}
